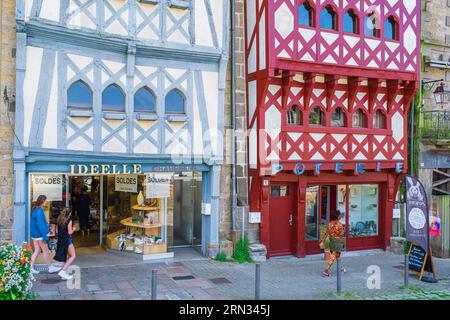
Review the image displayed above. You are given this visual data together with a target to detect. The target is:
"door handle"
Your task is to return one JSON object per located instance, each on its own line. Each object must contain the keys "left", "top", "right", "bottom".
{"left": 289, "top": 214, "right": 293, "bottom": 226}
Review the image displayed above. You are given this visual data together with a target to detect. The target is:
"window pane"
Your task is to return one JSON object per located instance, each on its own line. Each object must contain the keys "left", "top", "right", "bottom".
{"left": 364, "top": 15, "right": 376, "bottom": 36}
{"left": 102, "top": 85, "right": 125, "bottom": 112}
{"left": 343, "top": 11, "right": 356, "bottom": 33}
{"left": 271, "top": 186, "right": 290, "bottom": 197}
{"left": 385, "top": 18, "right": 396, "bottom": 40}
{"left": 134, "top": 87, "right": 155, "bottom": 113}
{"left": 299, "top": 3, "right": 312, "bottom": 26}
{"left": 320, "top": 7, "right": 334, "bottom": 29}
{"left": 348, "top": 185, "right": 378, "bottom": 238}
{"left": 309, "top": 107, "right": 325, "bottom": 126}
{"left": 165, "top": 90, "right": 185, "bottom": 114}
{"left": 306, "top": 186, "right": 319, "bottom": 240}
{"left": 331, "top": 108, "right": 345, "bottom": 127}
{"left": 68, "top": 81, "right": 92, "bottom": 109}
{"left": 287, "top": 106, "right": 302, "bottom": 125}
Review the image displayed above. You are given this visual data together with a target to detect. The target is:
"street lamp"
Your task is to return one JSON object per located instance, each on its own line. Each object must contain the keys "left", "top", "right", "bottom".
{"left": 433, "top": 82, "right": 450, "bottom": 108}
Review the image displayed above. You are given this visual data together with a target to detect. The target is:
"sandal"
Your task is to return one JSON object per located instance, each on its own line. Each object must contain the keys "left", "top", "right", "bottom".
{"left": 340, "top": 267, "right": 347, "bottom": 273}
{"left": 322, "top": 271, "right": 330, "bottom": 277}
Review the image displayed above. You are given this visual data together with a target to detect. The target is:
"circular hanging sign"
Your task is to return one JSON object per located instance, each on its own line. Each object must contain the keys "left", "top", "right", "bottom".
{"left": 409, "top": 208, "right": 426, "bottom": 230}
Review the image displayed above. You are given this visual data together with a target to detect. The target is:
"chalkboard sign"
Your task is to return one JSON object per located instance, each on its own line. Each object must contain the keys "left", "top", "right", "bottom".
{"left": 408, "top": 243, "right": 435, "bottom": 281}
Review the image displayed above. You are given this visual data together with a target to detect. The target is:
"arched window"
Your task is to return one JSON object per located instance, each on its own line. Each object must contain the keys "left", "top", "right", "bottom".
{"left": 134, "top": 87, "right": 156, "bottom": 113}
{"left": 385, "top": 16, "right": 398, "bottom": 40}
{"left": 331, "top": 107, "right": 345, "bottom": 127}
{"left": 343, "top": 9, "right": 358, "bottom": 34}
{"left": 320, "top": 5, "right": 337, "bottom": 30}
{"left": 165, "top": 89, "right": 185, "bottom": 114}
{"left": 102, "top": 84, "right": 125, "bottom": 112}
{"left": 364, "top": 12, "right": 380, "bottom": 37}
{"left": 67, "top": 80, "right": 93, "bottom": 110}
{"left": 309, "top": 107, "right": 326, "bottom": 126}
{"left": 287, "top": 106, "right": 303, "bottom": 125}
{"left": 373, "top": 110, "right": 386, "bottom": 129}
{"left": 352, "top": 109, "right": 368, "bottom": 128}
{"left": 299, "top": 1, "right": 314, "bottom": 27}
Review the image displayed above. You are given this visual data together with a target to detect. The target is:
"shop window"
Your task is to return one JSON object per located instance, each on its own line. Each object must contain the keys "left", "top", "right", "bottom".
{"left": 331, "top": 107, "right": 345, "bottom": 127}
{"left": 347, "top": 185, "right": 378, "bottom": 237}
{"left": 287, "top": 105, "right": 303, "bottom": 125}
{"left": 67, "top": 80, "right": 93, "bottom": 110}
{"left": 102, "top": 84, "right": 126, "bottom": 112}
{"left": 309, "top": 107, "right": 326, "bottom": 126}
{"left": 299, "top": 1, "right": 314, "bottom": 27}
{"left": 364, "top": 12, "right": 380, "bottom": 37}
{"left": 165, "top": 89, "right": 185, "bottom": 114}
{"left": 320, "top": 5, "right": 337, "bottom": 30}
{"left": 134, "top": 87, "right": 156, "bottom": 113}
{"left": 352, "top": 109, "right": 368, "bottom": 128}
{"left": 270, "top": 185, "right": 290, "bottom": 197}
{"left": 373, "top": 110, "right": 386, "bottom": 129}
{"left": 385, "top": 16, "right": 399, "bottom": 41}
{"left": 343, "top": 9, "right": 358, "bottom": 34}
{"left": 306, "top": 186, "right": 319, "bottom": 240}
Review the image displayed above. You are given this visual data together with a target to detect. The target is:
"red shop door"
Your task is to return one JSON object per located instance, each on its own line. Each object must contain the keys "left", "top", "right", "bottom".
{"left": 269, "top": 183, "right": 295, "bottom": 256}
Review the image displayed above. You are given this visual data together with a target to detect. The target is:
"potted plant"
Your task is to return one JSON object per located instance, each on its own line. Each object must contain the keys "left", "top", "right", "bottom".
{"left": 319, "top": 225, "right": 331, "bottom": 260}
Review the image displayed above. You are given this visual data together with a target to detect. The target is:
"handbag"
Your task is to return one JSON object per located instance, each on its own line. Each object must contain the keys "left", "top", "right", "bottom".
{"left": 329, "top": 237, "right": 345, "bottom": 252}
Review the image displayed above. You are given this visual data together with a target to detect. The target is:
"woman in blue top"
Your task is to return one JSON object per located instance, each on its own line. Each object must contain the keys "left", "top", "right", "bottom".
{"left": 30, "top": 195, "right": 62, "bottom": 274}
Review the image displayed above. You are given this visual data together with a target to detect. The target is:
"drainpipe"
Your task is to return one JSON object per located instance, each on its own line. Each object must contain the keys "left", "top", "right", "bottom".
{"left": 231, "top": 0, "right": 238, "bottom": 246}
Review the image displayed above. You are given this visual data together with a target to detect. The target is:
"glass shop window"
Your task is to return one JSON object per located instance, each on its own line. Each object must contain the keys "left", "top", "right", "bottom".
{"left": 373, "top": 110, "right": 387, "bottom": 129}
{"left": 309, "top": 107, "right": 326, "bottom": 126}
{"left": 134, "top": 87, "right": 156, "bottom": 113}
{"left": 306, "top": 186, "right": 319, "bottom": 240}
{"left": 287, "top": 105, "right": 303, "bottom": 125}
{"left": 270, "top": 185, "right": 290, "bottom": 197}
{"left": 102, "top": 84, "right": 126, "bottom": 112}
{"left": 299, "top": 1, "right": 314, "bottom": 27}
{"left": 331, "top": 107, "right": 345, "bottom": 127}
{"left": 68, "top": 80, "right": 93, "bottom": 110}
{"left": 320, "top": 5, "right": 337, "bottom": 30}
{"left": 348, "top": 185, "right": 379, "bottom": 238}
{"left": 352, "top": 109, "right": 368, "bottom": 128}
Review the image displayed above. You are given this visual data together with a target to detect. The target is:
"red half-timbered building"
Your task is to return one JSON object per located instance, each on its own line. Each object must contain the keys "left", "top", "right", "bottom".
{"left": 245, "top": 0, "right": 420, "bottom": 257}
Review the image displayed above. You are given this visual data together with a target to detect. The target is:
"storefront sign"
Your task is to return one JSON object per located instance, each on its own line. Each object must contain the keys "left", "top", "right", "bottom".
{"left": 272, "top": 162, "right": 404, "bottom": 175}
{"left": 32, "top": 175, "right": 63, "bottom": 201}
{"left": 429, "top": 215, "right": 441, "bottom": 237}
{"left": 146, "top": 173, "right": 171, "bottom": 198}
{"left": 201, "top": 203, "right": 211, "bottom": 216}
{"left": 152, "top": 165, "right": 195, "bottom": 172}
{"left": 115, "top": 174, "right": 138, "bottom": 193}
{"left": 70, "top": 164, "right": 142, "bottom": 175}
{"left": 406, "top": 175, "right": 429, "bottom": 253}
{"left": 249, "top": 212, "right": 261, "bottom": 224}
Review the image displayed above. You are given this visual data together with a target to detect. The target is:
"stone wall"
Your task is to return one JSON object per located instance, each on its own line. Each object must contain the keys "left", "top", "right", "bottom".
{"left": 0, "top": 0, "right": 16, "bottom": 243}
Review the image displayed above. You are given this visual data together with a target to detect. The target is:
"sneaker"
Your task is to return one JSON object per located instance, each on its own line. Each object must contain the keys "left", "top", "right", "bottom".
{"left": 48, "top": 265, "right": 62, "bottom": 273}
{"left": 31, "top": 267, "right": 40, "bottom": 274}
{"left": 134, "top": 246, "right": 143, "bottom": 254}
{"left": 58, "top": 270, "right": 73, "bottom": 281}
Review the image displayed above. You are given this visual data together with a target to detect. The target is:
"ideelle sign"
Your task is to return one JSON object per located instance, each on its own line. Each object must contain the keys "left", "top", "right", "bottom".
{"left": 115, "top": 174, "right": 138, "bottom": 193}
{"left": 32, "top": 175, "right": 63, "bottom": 201}
{"left": 406, "top": 175, "right": 430, "bottom": 253}
{"left": 70, "top": 164, "right": 142, "bottom": 175}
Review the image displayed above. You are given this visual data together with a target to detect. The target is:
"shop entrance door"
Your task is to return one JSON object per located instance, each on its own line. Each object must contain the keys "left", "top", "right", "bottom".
{"left": 172, "top": 172, "right": 202, "bottom": 250}
{"left": 269, "top": 183, "right": 295, "bottom": 256}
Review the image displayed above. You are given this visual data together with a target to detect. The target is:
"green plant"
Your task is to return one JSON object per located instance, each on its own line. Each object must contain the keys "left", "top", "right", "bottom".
{"left": 232, "top": 236, "right": 253, "bottom": 264}
{"left": 0, "top": 243, "right": 35, "bottom": 300}
{"left": 215, "top": 252, "right": 228, "bottom": 262}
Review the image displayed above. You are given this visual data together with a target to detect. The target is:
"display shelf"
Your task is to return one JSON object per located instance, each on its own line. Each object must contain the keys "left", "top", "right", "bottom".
{"left": 131, "top": 205, "right": 159, "bottom": 211}
{"left": 120, "top": 217, "right": 162, "bottom": 229}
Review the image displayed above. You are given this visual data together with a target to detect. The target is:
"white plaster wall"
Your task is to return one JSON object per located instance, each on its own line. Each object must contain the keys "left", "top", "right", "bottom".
{"left": 203, "top": 71, "right": 219, "bottom": 156}
{"left": 249, "top": 125, "right": 257, "bottom": 169}
{"left": 39, "top": 0, "right": 61, "bottom": 22}
{"left": 210, "top": 0, "right": 224, "bottom": 49}
{"left": 259, "top": 9, "right": 266, "bottom": 70}
{"left": 25, "top": 0, "right": 33, "bottom": 21}
{"left": 192, "top": 80, "right": 204, "bottom": 155}
{"left": 23, "top": 46, "right": 44, "bottom": 147}
{"left": 248, "top": 81, "right": 257, "bottom": 121}
{"left": 246, "top": 0, "right": 256, "bottom": 46}
{"left": 195, "top": 0, "right": 213, "bottom": 47}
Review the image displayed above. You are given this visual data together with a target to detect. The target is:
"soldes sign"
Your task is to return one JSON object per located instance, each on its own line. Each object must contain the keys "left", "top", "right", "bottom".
{"left": 32, "top": 175, "right": 63, "bottom": 201}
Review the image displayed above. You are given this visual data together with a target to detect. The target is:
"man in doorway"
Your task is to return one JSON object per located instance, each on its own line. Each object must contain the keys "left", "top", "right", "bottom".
{"left": 76, "top": 186, "right": 91, "bottom": 236}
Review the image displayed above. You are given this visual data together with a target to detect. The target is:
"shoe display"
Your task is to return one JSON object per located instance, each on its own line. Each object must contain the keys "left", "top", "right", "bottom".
{"left": 118, "top": 241, "right": 125, "bottom": 251}
{"left": 134, "top": 246, "right": 143, "bottom": 254}
{"left": 134, "top": 237, "right": 144, "bottom": 245}
{"left": 48, "top": 265, "right": 62, "bottom": 273}
{"left": 58, "top": 270, "right": 73, "bottom": 281}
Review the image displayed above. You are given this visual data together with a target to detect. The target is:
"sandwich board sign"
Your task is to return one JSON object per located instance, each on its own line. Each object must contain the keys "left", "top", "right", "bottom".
{"left": 408, "top": 243, "right": 436, "bottom": 281}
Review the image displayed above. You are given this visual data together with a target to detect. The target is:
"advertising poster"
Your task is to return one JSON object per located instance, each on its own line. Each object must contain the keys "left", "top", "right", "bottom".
{"left": 430, "top": 215, "right": 441, "bottom": 237}
{"left": 146, "top": 173, "right": 172, "bottom": 198}
{"left": 32, "top": 175, "right": 63, "bottom": 201}
{"left": 115, "top": 174, "right": 138, "bottom": 193}
{"left": 405, "top": 176, "right": 430, "bottom": 253}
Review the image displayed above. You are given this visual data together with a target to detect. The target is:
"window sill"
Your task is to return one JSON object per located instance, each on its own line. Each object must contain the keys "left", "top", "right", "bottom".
{"left": 103, "top": 112, "right": 127, "bottom": 120}
{"left": 166, "top": 114, "right": 188, "bottom": 122}
{"left": 136, "top": 113, "right": 158, "bottom": 121}
{"left": 68, "top": 109, "right": 94, "bottom": 118}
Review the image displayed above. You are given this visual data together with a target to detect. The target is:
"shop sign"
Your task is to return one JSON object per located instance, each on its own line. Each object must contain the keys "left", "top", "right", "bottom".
{"left": 153, "top": 165, "right": 195, "bottom": 172}
{"left": 115, "top": 174, "right": 138, "bottom": 193}
{"left": 32, "top": 175, "right": 63, "bottom": 201}
{"left": 406, "top": 175, "right": 429, "bottom": 253}
{"left": 146, "top": 173, "right": 171, "bottom": 198}
{"left": 201, "top": 203, "right": 211, "bottom": 215}
{"left": 271, "top": 162, "right": 404, "bottom": 175}
{"left": 70, "top": 164, "right": 142, "bottom": 175}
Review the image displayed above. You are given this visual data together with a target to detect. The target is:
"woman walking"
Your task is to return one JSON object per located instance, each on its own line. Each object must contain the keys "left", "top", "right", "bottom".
{"left": 30, "top": 195, "right": 62, "bottom": 274}
{"left": 320, "top": 210, "right": 346, "bottom": 277}
{"left": 54, "top": 208, "right": 76, "bottom": 280}
{"left": 76, "top": 186, "right": 91, "bottom": 236}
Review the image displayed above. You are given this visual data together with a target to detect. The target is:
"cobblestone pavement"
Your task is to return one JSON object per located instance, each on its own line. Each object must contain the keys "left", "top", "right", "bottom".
{"left": 32, "top": 251, "right": 450, "bottom": 300}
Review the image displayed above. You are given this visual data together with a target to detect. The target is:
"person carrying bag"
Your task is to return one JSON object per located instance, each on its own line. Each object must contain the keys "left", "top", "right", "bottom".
{"left": 320, "top": 210, "right": 346, "bottom": 277}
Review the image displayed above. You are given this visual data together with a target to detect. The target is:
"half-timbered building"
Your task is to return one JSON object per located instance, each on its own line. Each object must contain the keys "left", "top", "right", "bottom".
{"left": 13, "top": 0, "right": 228, "bottom": 259}
{"left": 245, "top": 0, "right": 420, "bottom": 257}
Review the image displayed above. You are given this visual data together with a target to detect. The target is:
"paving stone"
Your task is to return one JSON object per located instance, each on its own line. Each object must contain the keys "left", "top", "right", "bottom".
{"left": 115, "top": 280, "right": 133, "bottom": 290}
{"left": 86, "top": 284, "right": 101, "bottom": 292}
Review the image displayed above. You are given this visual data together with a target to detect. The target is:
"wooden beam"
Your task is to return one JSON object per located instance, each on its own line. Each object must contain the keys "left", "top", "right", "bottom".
{"left": 326, "top": 74, "right": 339, "bottom": 112}
{"left": 368, "top": 78, "right": 382, "bottom": 113}
{"left": 348, "top": 76, "right": 361, "bottom": 113}
{"left": 281, "top": 70, "right": 296, "bottom": 110}
{"left": 386, "top": 79, "right": 400, "bottom": 113}
{"left": 303, "top": 72, "right": 316, "bottom": 111}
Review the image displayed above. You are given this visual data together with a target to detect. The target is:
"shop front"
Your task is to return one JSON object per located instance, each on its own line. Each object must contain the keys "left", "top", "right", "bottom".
{"left": 24, "top": 155, "right": 214, "bottom": 260}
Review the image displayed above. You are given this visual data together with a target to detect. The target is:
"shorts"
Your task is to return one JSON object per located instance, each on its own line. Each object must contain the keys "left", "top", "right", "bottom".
{"left": 69, "top": 236, "right": 73, "bottom": 246}
{"left": 32, "top": 237, "right": 43, "bottom": 241}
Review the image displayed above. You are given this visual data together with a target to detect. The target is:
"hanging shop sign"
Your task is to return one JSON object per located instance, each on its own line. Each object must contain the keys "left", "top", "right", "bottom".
{"left": 405, "top": 175, "right": 430, "bottom": 253}
{"left": 271, "top": 162, "right": 404, "bottom": 175}
{"left": 32, "top": 175, "right": 63, "bottom": 201}
{"left": 70, "top": 164, "right": 142, "bottom": 175}
{"left": 152, "top": 165, "right": 195, "bottom": 172}
{"left": 115, "top": 174, "right": 138, "bottom": 193}
{"left": 146, "top": 173, "right": 172, "bottom": 198}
